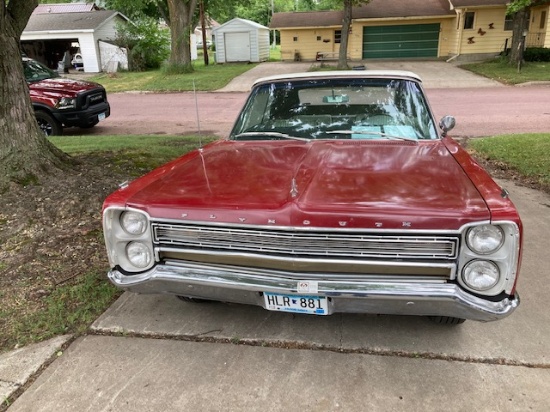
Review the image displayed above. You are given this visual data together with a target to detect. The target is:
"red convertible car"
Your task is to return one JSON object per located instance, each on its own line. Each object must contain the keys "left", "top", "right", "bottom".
{"left": 102, "top": 71, "right": 522, "bottom": 324}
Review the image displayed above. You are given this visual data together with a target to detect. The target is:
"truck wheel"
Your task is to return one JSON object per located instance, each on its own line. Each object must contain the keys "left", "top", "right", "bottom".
{"left": 428, "top": 316, "right": 466, "bottom": 325}
{"left": 35, "top": 111, "right": 62, "bottom": 136}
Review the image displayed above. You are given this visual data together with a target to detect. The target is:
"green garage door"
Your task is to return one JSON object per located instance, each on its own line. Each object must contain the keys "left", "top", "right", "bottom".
{"left": 362, "top": 24, "right": 440, "bottom": 59}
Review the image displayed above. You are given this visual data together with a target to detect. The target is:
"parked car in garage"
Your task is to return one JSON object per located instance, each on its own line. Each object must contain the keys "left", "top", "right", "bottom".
{"left": 24, "top": 56, "right": 110, "bottom": 136}
{"left": 102, "top": 71, "right": 522, "bottom": 324}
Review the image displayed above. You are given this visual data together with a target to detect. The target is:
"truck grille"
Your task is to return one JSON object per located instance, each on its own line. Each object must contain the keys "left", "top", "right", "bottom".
{"left": 77, "top": 88, "right": 107, "bottom": 109}
{"left": 152, "top": 223, "right": 459, "bottom": 260}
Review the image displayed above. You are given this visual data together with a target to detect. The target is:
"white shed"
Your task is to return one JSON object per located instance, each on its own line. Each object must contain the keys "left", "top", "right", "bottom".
{"left": 213, "top": 18, "right": 270, "bottom": 63}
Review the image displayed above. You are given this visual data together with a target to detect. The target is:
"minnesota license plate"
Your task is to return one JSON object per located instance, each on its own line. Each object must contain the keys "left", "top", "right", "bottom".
{"left": 98, "top": 112, "right": 106, "bottom": 121}
{"left": 263, "top": 292, "right": 328, "bottom": 315}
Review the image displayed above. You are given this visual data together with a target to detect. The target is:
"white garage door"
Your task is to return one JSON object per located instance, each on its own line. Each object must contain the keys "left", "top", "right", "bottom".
{"left": 224, "top": 32, "right": 250, "bottom": 62}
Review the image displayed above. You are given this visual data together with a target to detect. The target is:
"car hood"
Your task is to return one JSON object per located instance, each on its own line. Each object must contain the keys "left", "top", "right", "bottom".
{"left": 116, "top": 140, "right": 490, "bottom": 230}
{"left": 29, "top": 77, "right": 103, "bottom": 97}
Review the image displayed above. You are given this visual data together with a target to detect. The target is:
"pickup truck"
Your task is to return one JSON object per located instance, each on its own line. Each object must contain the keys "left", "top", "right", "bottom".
{"left": 24, "top": 56, "right": 110, "bottom": 136}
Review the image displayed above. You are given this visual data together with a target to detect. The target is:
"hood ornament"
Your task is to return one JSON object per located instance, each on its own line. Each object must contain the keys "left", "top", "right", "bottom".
{"left": 290, "top": 178, "right": 299, "bottom": 198}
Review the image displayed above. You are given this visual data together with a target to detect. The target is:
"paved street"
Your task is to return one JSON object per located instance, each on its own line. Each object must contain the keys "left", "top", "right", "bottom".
{"left": 3, "top": 61, "right": 550, "bottom": 411}
{"left": 70, "top": 62, "right": 550, "bottom": 138}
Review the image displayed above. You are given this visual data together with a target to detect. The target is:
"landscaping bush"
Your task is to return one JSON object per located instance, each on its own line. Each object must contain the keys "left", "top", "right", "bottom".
{"left": 524, "top": 47, "right": 550, "bottom": 62}
{"left": 113, "top": 18, "right": 170, "bottom": 71}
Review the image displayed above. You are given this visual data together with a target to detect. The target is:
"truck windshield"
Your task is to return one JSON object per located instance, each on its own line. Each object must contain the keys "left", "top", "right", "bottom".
{"left": 23, "top": 59, "right": 58, "bottom": 83}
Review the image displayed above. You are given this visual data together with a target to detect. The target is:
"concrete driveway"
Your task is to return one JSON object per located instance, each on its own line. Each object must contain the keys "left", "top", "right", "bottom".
{"left": 217, "top": 60, "right": 503, "bottom": 91}
{"left": 2, "top": 61, "right": 550, "bottom": 411}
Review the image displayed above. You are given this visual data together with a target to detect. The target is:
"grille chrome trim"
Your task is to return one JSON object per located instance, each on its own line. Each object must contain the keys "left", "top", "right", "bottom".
{"left": 152, "top": 223, "right": 459, "bottom": 260}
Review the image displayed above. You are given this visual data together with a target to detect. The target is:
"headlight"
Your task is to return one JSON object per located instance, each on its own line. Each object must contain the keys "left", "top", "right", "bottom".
{"left": 126, "top": 242, "right": 152, "bottom": 268}
{"left": 466, "top": 225, "right": 504, "bottom": 255}
{"left": 56, "top": 97, "right": 76, "bottom": 109}
{"left": 462, "top": 260, "right": 500, "bottom": 291}
{"left": 120, "top": 211, "right": 148, "bottom": 235}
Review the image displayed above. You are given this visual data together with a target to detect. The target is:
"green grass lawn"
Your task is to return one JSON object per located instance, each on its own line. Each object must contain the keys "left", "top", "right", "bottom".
{"left": 461, "top": 58, "right": 550, "bottom": 84}
{"left": 468, "top": 133, "right": 550, "bottom": 188}
{"left": 90, "top": 61, "right": 257, "bottom": 93}
{"left": 0, "top": 135, "right": 217, "bottom": 354}
{"left": 90, "top": 46, "right": 283, "bottom": 93}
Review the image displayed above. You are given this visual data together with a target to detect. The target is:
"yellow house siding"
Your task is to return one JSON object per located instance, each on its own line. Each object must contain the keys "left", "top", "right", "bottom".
{"left": 276, "top": 5, "right": 548, "bottom": 61}
{"left": 439, "top": 18, "right": 457, "bottom": 56}
{"left": 526, "top": 5, "right": 549, "bottom": 47}
{"left": 456, "top": 8, "right": 511, "bottom": 54}
{"left": 279, "top": 28, "right": 341, "bottom": 61}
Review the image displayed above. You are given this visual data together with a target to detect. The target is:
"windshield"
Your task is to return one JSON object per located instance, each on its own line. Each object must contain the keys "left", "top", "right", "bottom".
{"left": 230, "top": 77, "right": 439, "bottom": 141}
{"left": 23, "top": 59, "right": 58, "bottom": 82}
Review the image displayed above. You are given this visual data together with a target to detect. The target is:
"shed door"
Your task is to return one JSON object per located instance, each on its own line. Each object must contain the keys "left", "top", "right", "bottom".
{"left": 362, "top": 24, "right": 440, "bottom": 59}
{"left": 224, "top": 32, "right": 250, "bottom": 62}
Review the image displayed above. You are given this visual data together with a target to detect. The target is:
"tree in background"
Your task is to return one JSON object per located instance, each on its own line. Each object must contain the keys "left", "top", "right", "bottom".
{"left": 507, "top": 0, "right": 533, "bottom": 66}
{"left": 337, "top": 0, "right": 370, "bottom": 69}
{"left": 1, "top": 0, "right": 71, "bottom": 191}
{"left": 114, "top": 17, "right": 170, "bottom": 71}
{"left": 104, "top": 0, "right": 197, "bottom": 72}
{"left": 232, "top": 0, "right": 314, "bottom": 27}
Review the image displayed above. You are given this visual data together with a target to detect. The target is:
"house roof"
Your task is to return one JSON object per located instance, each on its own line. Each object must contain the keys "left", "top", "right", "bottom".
{"left": 24, "top": 10, "right": 125, "bottom": 32}
{"left": 270, "top": 10, "right": 342, "bottom": 29}
{"left": 270, "top": 0, "right": 454, "bottom": 28}
{"left": 353, "top": 0, "right": 453, "bottom": 19}
{"left": 214, "top": 17, "right": 269, "bottom": 32}
{"left": 33, "top": 3, "right": 100, "bottom": 14}
{"left": 450, "top": 0, "right": 508, "bottom": 8}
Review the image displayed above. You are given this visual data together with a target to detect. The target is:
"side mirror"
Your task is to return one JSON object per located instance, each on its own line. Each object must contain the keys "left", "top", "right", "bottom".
{"left": 439, "top": 115, "right": 456, "bottom": 137}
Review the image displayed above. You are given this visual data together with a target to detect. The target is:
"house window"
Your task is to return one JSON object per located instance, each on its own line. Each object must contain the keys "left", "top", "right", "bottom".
{"left": 293, "top": 36, "right": 298, "bottom": 42}
{"left": 317, "top": 36, "right": 322, "bottom": 41}
{"left": 504, "top": 15, "right": 513, "bottom": 31}
{"left": 334, "top": 30, "right": 341, "bottom": 44}
{"left": 541, "top": 11, "right": 547, "bottom": 29}
{"left": 463, "top": 11, "right": 475, "bottom": 30}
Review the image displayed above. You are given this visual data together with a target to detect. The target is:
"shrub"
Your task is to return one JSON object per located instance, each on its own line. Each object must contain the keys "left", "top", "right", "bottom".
{"left": 524, "top": 47, "right": 550, "bottom": 62}
{"left": 113, "top": 18, "right": 170, "bottom": 71}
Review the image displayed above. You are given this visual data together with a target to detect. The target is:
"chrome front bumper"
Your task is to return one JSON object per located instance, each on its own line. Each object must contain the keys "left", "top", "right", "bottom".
{"left": 108, "top": 262, "right": 519, "bottom": 322}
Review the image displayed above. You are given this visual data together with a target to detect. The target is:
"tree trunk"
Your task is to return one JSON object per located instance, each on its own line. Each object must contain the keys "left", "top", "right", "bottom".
{"left": 167, "top": 0, "right": 198, "bottom": 71}
{"left": 337, "top": 0, "right": 353, "bottom": 70}
{"left": 0, "top": 0, "right": 71, "bottom": 191}
{"left": 509, "top": 8, "right": 529, "bottom": 65}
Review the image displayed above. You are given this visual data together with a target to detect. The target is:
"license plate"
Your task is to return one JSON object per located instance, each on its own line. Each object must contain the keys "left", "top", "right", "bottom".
{"left": 263, "top": 292, "right": 328, "bottom": 315}
{"left": 98, "top": 112, "right": 106, "bottom": 121}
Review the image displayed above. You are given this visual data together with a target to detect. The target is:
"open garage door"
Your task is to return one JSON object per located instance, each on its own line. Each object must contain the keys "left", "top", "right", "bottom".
{"left": 362, "top": 24, "right": 440, "bottom": 59}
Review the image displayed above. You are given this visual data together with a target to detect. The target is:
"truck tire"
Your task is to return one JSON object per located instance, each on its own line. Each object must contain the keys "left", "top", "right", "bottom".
{"left": 35, "top": 111, "right": 62, "bottom": 136}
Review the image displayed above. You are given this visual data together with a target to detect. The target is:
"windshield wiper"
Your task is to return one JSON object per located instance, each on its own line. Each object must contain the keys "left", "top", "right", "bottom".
{"left": 327, "top": 130, "right": 419, "bottom": 143}
{"left": 233, "top": 131, "right": 310, "bottom": 142}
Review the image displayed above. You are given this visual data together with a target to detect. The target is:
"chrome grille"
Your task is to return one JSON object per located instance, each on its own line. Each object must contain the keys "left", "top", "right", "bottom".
{"left": 152, "top": 223, "right": 458, "bottom": 260}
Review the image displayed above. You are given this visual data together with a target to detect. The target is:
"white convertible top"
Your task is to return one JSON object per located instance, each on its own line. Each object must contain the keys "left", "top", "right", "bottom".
{"left": 253, "top": 70, "right": 423, "bottom": 86}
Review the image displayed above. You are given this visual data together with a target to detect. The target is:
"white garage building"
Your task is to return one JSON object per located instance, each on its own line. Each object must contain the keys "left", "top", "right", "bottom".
{"left": 213, "top": 18, "right": 270, "bottom": 63}
{"left": 21, "top": 4, "right": 129, "bottom": 73}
